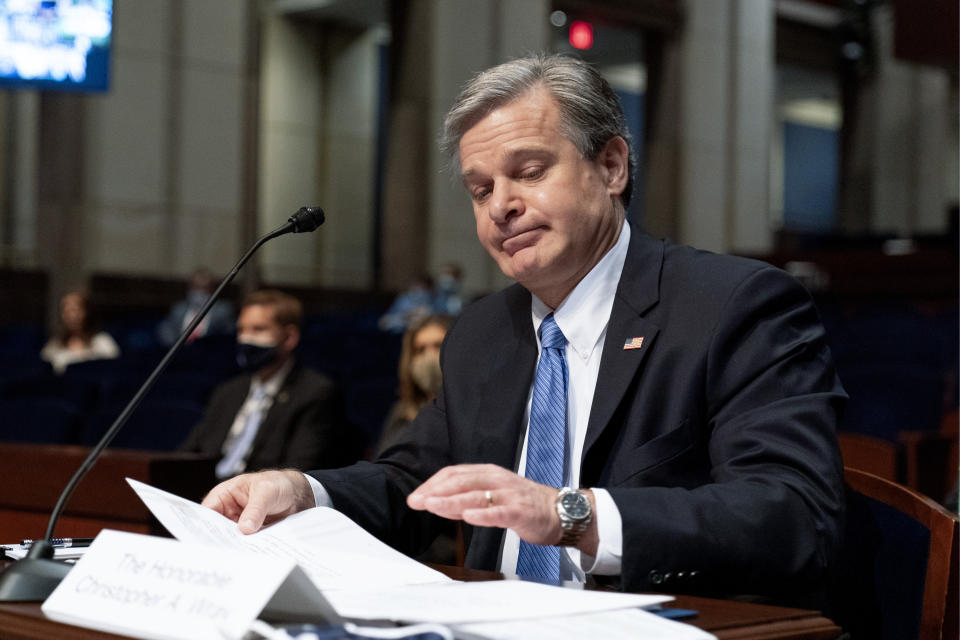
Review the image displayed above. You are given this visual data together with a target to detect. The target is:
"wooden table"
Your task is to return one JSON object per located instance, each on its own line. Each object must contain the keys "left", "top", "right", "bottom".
{"left": 0, "top": 561, "right": 841, "bottom": 639}
{"left": 438, "top": 566, "right": 840, "bottom": 640}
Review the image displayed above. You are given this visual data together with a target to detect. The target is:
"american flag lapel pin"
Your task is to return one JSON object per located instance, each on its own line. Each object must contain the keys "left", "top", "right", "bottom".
{"left": 623, "top": 336, "right": 644, "bottom": 350}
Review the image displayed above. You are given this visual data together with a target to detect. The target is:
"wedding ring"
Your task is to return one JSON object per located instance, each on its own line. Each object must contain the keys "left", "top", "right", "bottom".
{"left": 484, "top": 490, "right": 494, "bottom": 507}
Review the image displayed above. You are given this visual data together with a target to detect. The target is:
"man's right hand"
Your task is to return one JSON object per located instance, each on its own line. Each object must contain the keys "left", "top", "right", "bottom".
{"left": 201, "top": 469, "right": 314, "bottom": 534}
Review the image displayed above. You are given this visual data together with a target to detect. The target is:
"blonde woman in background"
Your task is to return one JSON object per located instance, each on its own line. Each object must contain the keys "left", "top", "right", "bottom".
{"left": 377, "top": 313, "right": 457, "bottom": 563}
{"left": 377, "top": 313, "right": 452, "bottom": 456}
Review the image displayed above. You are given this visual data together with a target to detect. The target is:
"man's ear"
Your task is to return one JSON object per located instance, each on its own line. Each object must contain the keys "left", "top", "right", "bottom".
{"left": 283, "top": 325, "right": 300, "bottom": 352}
{"left": 598, "top": 136, "right": 629, "bottom": 197}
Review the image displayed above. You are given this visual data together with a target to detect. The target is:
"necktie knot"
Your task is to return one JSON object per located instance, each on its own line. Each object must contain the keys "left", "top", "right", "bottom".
{"left": 539, "top": 314, "right": 566, "bottom": 350}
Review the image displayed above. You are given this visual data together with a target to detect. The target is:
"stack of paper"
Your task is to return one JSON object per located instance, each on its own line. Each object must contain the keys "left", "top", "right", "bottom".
{"left": 122, "top": 480, "right": 715, "bottom": 639}
{"left": 125, "top": 478, "right": 449, "bottom": 592}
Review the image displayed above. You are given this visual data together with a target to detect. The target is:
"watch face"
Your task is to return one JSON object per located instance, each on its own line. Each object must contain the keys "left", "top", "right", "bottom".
{"left": 560, "top": 492, "right": 590, "bottom": 519}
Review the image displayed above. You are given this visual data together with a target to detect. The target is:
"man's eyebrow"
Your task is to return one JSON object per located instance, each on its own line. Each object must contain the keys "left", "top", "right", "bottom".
{"left": 504, "top": 147, "right": 555, "bottom": 161}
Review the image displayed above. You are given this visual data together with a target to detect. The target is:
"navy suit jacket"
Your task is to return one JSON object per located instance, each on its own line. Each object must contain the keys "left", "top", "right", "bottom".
{"left": 310, "top": 226, "right": 846, "bottom": 602}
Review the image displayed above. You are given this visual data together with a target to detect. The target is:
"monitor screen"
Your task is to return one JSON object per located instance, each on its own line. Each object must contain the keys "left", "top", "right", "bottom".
{"left": 0, "top": 0, "right": 113, "bottom": 93}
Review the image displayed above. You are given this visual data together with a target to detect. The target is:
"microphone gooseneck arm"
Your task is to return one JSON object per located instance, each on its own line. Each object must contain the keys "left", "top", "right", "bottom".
{"left": 43, "top": 206, "right": 325, "bottom": 540}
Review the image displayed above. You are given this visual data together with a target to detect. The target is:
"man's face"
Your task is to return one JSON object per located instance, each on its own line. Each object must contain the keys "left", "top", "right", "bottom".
{"left": 459, "top": 87, "right": 627, "bottom": 306}
{"left": 237, "top": 304, "right": 291, "bottom": 353}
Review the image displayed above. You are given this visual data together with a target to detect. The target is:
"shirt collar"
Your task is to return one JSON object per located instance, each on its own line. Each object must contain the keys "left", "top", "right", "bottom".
{"left": 251, "top": 357, "right": 294, "bottom": 399}
{"left": 531, "top": 223, "right": 631, "bottom": 359}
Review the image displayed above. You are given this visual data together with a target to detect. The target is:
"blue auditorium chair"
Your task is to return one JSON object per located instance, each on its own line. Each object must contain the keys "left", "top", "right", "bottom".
{"left": 62, "top": 357, "right": 145, "bottom": 410}
{"left": 81, "top": 400, "right": 203, "bottom": 451}
{"left": 343, "top": 376, "right": 398, "bottom": 453}
{"left": 146, "top": 370, "right": 222, "bottom": 407}
{"left": 840, "top": 363, "right": 947, "bottom": 441}
{"left": 0, "top": 397, "right": 84, "bottom": 444}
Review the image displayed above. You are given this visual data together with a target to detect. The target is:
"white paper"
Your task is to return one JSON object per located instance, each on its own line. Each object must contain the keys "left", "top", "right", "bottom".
{"left": 127, "top": 479, "right": 689, "bottom": 629}
{"left": 126, "top": 478, "right": 450, "bottom": 591}
{"left": 42, "top": 529, "right": 296, "bottom": 640}
{"left": 456, "top": 607, "right": 717, "bottom": 640}
{"left": 325, "top": 579, "right": 672, "bottom": 624}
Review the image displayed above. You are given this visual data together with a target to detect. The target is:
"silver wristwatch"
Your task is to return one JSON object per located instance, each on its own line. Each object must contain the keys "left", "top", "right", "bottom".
{"left": 555, "top": 488, "right": 593, "bottom": 547}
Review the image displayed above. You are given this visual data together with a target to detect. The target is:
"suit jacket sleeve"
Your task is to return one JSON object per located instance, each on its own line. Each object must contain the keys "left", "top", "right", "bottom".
{"left": 605, "top": 264, "right": 845, "bottom": 598}
{"left": 307, "top": 391, "right": 453, "bottom": 556}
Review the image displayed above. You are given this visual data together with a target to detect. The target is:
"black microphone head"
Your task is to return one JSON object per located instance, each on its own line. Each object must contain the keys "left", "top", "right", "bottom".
{"left": 288, "top": 207, "right": 325, "bottom": 233}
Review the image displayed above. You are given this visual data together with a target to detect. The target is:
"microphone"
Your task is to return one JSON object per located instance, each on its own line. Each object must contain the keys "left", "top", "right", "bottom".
{"left": 0, "top": 206, "right": 325, "bottom": 602}
{"left": 285, "top": 206, "right": 325, "bottom": 234}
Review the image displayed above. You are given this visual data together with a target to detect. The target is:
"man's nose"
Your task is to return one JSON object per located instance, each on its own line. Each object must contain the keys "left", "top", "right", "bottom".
{"left": 488, "top": 182, "right": 523, "bottom": 223}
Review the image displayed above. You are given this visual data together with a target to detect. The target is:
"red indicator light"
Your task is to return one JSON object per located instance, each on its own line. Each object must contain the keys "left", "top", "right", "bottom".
{"left": 569, "top": 21, "right": 594, "bottom": 50}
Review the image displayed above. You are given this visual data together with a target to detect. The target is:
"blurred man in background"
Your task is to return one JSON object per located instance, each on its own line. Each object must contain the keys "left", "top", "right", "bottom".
{"left": 181, "top": 289, "right": 359, "bottom": 478}
{"left": 157, "top": 267, "right": 235, "bottom": 346}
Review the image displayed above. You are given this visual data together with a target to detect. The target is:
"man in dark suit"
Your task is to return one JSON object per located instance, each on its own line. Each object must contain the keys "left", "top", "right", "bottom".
{"left": 202, "top": 54, "right": 845, "bottom": 603}
{"left": 181, "top": 289, "right": 357, "bottom": 477}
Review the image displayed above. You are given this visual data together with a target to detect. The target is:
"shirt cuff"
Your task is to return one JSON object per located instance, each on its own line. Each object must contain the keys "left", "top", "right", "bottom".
{"left": 304, "top": 473, "right": 332, "bottom": 508}
{"left": 579, "top": 488, "right": 622, "bottom": 576}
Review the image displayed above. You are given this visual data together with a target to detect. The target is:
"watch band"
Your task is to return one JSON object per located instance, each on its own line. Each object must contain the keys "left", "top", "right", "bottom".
{"left": 557, "top": 519, "right": 590, "bottom": 547}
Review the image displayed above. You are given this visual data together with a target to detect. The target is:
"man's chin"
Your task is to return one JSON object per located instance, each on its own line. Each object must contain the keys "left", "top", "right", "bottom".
{"left": 497, "top": 252, "right": 542, "bottom": 284}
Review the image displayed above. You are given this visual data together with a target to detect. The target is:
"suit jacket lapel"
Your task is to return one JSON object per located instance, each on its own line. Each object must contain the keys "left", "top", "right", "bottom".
{"left": 582, "top": 227, "right": 663, "bottom": 461}
{"left": 472, "top": 285, "right": 538, "bottom": 470}
{"left": 251, "top": 365, "right": 298, "bottom": 451}
{"left": 466, "top": 286, "right": 536, "bottom": 571}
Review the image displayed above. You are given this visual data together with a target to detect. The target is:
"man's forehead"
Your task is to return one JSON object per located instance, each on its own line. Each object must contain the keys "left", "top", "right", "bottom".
{"left": 240, "top": 304, "right": 278, "bottom": 324}
{"left": 458, "top": 93, "right": 567, "bottom": 176}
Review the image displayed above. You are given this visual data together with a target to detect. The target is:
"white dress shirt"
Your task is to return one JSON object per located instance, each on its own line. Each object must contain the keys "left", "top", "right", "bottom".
{"left": 308, "top": 223, "right": 631, "bottom": 581}
{"left": 500, "top": 222, "right": 630, "bottom": 580}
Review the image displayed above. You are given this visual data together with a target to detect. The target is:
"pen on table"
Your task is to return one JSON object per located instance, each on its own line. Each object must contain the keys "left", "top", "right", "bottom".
{"left": 20, "top": 538, "right": 94, "bottom": 549}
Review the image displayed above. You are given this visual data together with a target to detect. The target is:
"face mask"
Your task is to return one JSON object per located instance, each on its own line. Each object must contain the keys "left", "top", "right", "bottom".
{"left": 236, "top": 338, "right": 279, "bottom": 372}
{"left": 410, "top": 352, "right": 442, "bottom": 395}
{"left": 436, "top": 275, "right": 459, "bottom": 294}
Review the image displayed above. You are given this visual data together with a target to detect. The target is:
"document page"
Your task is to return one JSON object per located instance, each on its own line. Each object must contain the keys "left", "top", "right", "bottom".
{"left": 126, "top": 478, "right": 449, "bottom": 591}
{"left": 324, "top": 579, "right": 672, "bottom": 624}
{"left": 455, "top": 607, "right": 717, "bottom": 640}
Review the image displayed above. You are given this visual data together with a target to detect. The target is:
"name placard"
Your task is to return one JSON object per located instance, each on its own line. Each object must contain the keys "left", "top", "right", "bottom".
{"left": 42, "top": 530, "right": 337, "bottom": 640}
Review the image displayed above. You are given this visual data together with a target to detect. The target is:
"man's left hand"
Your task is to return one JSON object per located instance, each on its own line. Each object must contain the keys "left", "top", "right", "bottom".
{"left": 407, "top": 463, "right": 598, "bottom": 555}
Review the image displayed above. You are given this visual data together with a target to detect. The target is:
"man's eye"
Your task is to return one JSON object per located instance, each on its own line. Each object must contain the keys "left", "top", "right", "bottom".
{"left": 471, "top": 187, "right": 491, "bottom": 202}
{"left": 520, "top": 167, "right": 544, "bottom": 180}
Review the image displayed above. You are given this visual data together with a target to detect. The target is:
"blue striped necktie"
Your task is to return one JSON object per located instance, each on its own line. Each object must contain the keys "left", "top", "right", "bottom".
{"left": 516, "top": 313, "right": 567, "bottom": 581}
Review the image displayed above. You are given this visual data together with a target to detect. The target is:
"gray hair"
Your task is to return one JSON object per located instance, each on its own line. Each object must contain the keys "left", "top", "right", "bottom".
{"left": 440, "top": 53, "right": 635, "bottom": 206}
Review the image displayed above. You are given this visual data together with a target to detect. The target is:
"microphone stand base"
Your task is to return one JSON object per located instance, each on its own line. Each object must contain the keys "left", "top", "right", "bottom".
{"left": 0, "top": 542, "right": 72, "bottom": 602}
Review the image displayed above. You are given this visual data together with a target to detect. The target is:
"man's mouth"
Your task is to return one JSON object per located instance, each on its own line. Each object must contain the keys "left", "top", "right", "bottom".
{"left": 501, "top": 227, "right": 545, "bottom": 256}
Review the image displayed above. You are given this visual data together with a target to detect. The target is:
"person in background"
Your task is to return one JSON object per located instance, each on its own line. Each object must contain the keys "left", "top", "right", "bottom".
{"left": 41, "top": 290, "right": 120, "bottom": 374}
{"left": 378, "top": 313, "right": 458, "bottom": 564}
{"left": 377, "top": 313, "right": 453, "bottom": 456}
{"left": 432, "top": 263, "right": 463, "bottom": 316}
{"left": 157, "top": 267, "right": 235, "bottom": 346}
{"left": 181, "top": 289, "right": 358, "bottom": 478}
{"left": 378, "top": 274, "right": 435, "bottom": 333}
